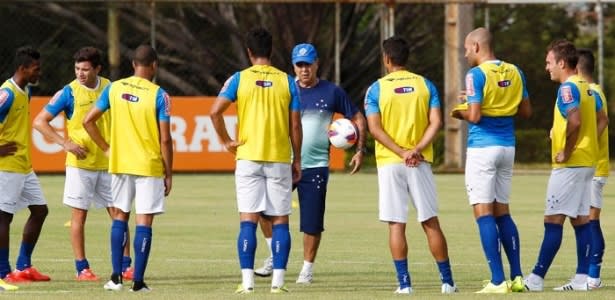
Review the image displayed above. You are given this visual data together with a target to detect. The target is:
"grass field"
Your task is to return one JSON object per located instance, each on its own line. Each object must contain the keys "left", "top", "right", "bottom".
{"left": 4, "top": 172, "right": 614, "bottom": 299}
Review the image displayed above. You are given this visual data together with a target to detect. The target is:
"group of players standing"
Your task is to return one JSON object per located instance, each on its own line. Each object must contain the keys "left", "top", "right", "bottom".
{"left": 0, "top": 24, "right": 608, "bottom": 295}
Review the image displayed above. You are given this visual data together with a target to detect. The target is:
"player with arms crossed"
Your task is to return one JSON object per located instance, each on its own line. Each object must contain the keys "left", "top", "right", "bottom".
{"left": 524, "top": 40, "right": 608, "bottom": 292}
{"left": 33, "top": 47, "right": 133, "bottom": 281}
{"left": 83, "top": 45, "right": 173, "bottom": 292}
{"left": 452, "top": 27, "right": 532, "bottom": 294}
{"left": 210, "top": 27, "right": 302, "bottom": 294}
{"left": 254, "top": 43, "right": 367, "bottom": 284}
{"left": 576, "top": 48, "right": 609, "bottom": 290}
{"left": 365, "top": 36, "right": 457, "bottom": 295}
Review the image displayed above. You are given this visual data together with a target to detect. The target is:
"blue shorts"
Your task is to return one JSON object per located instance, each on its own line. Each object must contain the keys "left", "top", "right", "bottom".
{"left": 297, "top": 167, "right": 329, "bottom": 234}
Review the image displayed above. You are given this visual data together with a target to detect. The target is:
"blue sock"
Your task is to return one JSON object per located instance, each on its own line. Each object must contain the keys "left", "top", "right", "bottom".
{"left": 122, "top": 256, "right": 132, "bottom": 272}
{"left": 394, "top": 259, "right": 411, "bottom": 289}
{"left": 476, "top": 215, "right": 505, "bottom": 285}
{"left": 110, "top": 220, "right": 128, "bottom": 276}
{"left": 574, "top": 223, "right": 591, "bottom": 275}
{"left": 436, "top": 260, "right": 454, "bottom": 286}
{"left": 271, "top": 224, "right": 291, "bottom": 269}
{"left": 496, "top": 214, "right": 522, "bottom": 278}
{"left": 75, "top": 259, "right": 89, "bottom": 273}
{"left": 237, "top": 221, "right": 257, "bottom": 269}
{"left": 133, "top": 225, "right": 152, "bottom": 282}
{"left": 588, "top": 220, "right": 604, "bottom": 278}
{"left": 0, "top": 248, "right": 10, "bottom": 278}
{"left": 532, "top": 223, "right": 563, "bottom": 278}
{"left": 15, "top": 242, "right": 34, "bottom": 270}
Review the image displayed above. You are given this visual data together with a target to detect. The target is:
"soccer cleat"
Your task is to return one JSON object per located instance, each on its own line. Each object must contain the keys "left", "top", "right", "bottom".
{"left": 76, "top": 268, "right": 99, "bottom": 281}
{"left": 3, "top": 271, "right": 31, "bottom": 283}
{"left": 523, "top": 277, "right": 543, "bottom": 292}
{"left": 296, "top": 271, "right": 313, "bottom": 284}
{"left": 103, "top": 280, "right": 123, "bottom": 291}
{"left": 394, "top": 286, "right": 412, "bottom": 294}
{"left": 475, "top": 281, "right": 510, "bottom": 294}
{"left": 130, "top": 281, "right": 151, "bottom": 292}
{"left": 441, "top": 283, "right": 458, "bottom": 294}
{"left": 122, "top": 267, "right": 134, "bottom": 281}
{"left": 235, "top": 284, "right": 254, "bottom": 294}
{"left": 254, "top": 257, "right": 273, "bottom": 277}
{"left": 510, "top": 276, "right": 525, "bottom": 292}
{"left": 553, "top": 279, "right": 588, "bottom": 291}
{"left": 270, "top": 285, "right": 289, "bottom": 293}
{"left": 0, "top": 279, "right": 18, "bottom": 291}
{"left": 6, "top": 267, "right": 51, "bottom": 282}
{"left": 587, "top": 277, "right": 603, "bottom": 290}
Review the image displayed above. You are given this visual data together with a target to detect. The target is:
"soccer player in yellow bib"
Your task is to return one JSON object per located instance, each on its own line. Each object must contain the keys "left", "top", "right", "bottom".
{"left": 452, "top": 27, "right": 532, "bottom": 294}
{"left": 33, "top": 47, "right": 133, "bottom": 282}
{"left": 575, "top": 48, "right": 609, "bottom": 290}
{"left": 365, "top": 36, "right": 457, "bottom": 295}
{"left": 83, "top": 45, "right": 173, "bottom": 292}
{"left": 210, "top": 27, "right": 302, "bottom": 294}
{"left": 0, "top": 47, "right": 51, "bottom": 289}
{"left": 524, "top": 40, "right": 608, "bottom": 292}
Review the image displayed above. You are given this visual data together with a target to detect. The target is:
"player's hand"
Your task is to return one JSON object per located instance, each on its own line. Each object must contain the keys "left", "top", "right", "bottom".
{"left": 0, "top": 142, "right": 17, "bottom": 157}
{"left": 224, "top": 140, "right": 243, "bottom": 155}
{"left": 403, "top": 149, "right": 423, "bottom": 168}
{"left": 554, "top": 151, "right": 568, "bottom": 163}
{"left": 348, "top": 151, "right": 363, "bottom": 175}
{"left": 63, "top": 140, "right": 88, "bottom": 160}
{"left": 291, "top": 160, "right": 301, "bottom": 184}
{"left": 458, "top": 90, "right": 467, "bottom": 103}
{"left": 164, "top": 175, "right": 172, "bottom": 196}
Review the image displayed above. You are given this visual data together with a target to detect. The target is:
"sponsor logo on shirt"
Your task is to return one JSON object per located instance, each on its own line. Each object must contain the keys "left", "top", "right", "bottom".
{"left": 163, "top": 92, "right": 171, "bottom": 116}
{"left": 587, "top": 89, "right": 593, "bottom": 96}
{"left": 48, "top": 90, "right": 62, "bottom": 106}
{"left": 0, "top": 89, "right": 9, "bottom": 107}
{"left": 560, "top": 86, "right": 574, "bottom": 104}
{"left": 220, "top": 76, "right": 232, "bottom": 94}
{"left": 121, "top": 93, "right": 139, "bottom": 102}
{"left": 497, "top": 80, "right": 511, "bottom": 87}
{"left": 394, "top": 86, "right": 414, "bottom": 94}
{"left": 465, "top": 74, "right": 475, "bottom": 96}
{"left": 256, "top": 80, "right": 273, "bottom": 88}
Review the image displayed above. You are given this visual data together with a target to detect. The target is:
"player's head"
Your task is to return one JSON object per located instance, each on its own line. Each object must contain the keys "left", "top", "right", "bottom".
{"left": 382, "top": 36, "right": 409, "bottom": 70}
{"left": 132, "top": 44, "right": 158, "bottom": 80}
{"left": 292, "top": 43, "right": 319, "bottom": 88}
{"left": 576, "top": 48, "right": 595, "bottom": 80}
{"left": 245, "top": 27, "right": 272, "bottom": 60}
{"left": 545, "top": 39, "right": 577, "bottom": 83}
{"left": 464, "top": 27, "right": 493, "bottom": 66}
{"left": 73, "top": 47, "right": 102, "bottom": 87}
{"left": 14, "top": 46, "right": 41, "bottom": 85}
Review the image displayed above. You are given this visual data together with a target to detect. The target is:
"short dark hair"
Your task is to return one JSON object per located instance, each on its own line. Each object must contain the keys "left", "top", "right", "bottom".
{"left": 14, "top": 46, "right": 40, "bottom": 70}
{"left": 132, "top": 44, "right": 158, "bottom": 66}
{"left": 382, "top": 36, "right": 409, "bottom": 67}
{"left": 74, "top": 47, "right": 102, "bottom": 68}
{"left": 576, "top": 48, "right": 595, "bottom": 76}
{"left": 245, "top": 27, "right": 272, "bottom": 58}
{"left": 547, "top": 39, "right": 577, "bottom": 69}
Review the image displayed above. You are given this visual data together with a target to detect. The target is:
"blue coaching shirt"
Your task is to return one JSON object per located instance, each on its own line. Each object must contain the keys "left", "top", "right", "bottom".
{"left": 300, "top": 79, "right": 358, "bottom": 169}
{"left": 555, "top": 81, "right": 602, "bottom": 118}
{"left": 465, "top": 61, "right": 529, "bottom": 148}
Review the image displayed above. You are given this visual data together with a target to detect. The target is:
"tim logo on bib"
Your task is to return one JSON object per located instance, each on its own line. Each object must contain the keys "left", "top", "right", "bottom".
{"left": 498, "top": 80, "right": 511, "bottom": 87}
{"left": 394, "top": 86, "right": 414, "bottom": 94}
{"left": 121, "top": 93, "right": 139, "bottom": 102}
{"left": 256, "top": 80, "right": 273, "bottom": 88}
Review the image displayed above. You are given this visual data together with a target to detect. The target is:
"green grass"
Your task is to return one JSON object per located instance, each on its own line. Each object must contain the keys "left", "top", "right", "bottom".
{"left": 4, "top": 172, "right": 614, "bottom": 299}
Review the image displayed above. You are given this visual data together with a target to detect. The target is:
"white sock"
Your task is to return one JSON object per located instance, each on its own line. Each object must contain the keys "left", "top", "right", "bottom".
{"left": 301, "top": 261, "right": 313, "bottom": 273}
{"left": 241, "top": 269, "right": 254, "bottom": 289}
{"left": 271, "top": 269, "right": 286, "bottom": 288}
{"left": 265, "top": 238, "right": 273, "bottom": 257}
{"left": 573, "top": 273, "right": 588, "bottom": 284}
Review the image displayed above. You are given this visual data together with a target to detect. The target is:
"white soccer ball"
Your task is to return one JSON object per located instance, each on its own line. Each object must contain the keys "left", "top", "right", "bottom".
{"left": 328, "top": 118, "right": 357, "bottom": 149}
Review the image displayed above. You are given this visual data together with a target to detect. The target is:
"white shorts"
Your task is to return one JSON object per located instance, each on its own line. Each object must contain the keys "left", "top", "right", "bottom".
{"left": 235, "top": 160, "right": 292, "bottom": 216}
{"left": 465, "top": 146, "right": 515, "bottom": 205}
{"left": 590, "top": 176, "right": 607, "bottom": 209}
{"left": 544, "top": 167, "right": 594, "bottom": 218}
{"left": 0, "top": 171, "right": 47, "bottom": 214}
{"left": 111, "top": 174, "right": 165, "bottom": 215}
{"left": 64, "top": 166, "right": 113, "bottom": 210}
{"left": 377, "top": 162, "right": 438, "bottom": 223}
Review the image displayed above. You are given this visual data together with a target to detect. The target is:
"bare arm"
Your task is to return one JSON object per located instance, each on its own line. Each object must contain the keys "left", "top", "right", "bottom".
{"left": 210, "top": 96, "right": 240, "bottom": 154}
{"left": 348, "top": 111, "right": 367, "bottom": 174}
{"left": 34, "top": 109, "right": 87, "bottom": 159}
{"left": 83, "top": 106, "right": 109, "bottom": 155}
{"left": 556, "top": 108, "right": 581, "bottom": 163}
{"left": 289, "top": 110, "right": 302, "bottom": 184}
{"left": 517, "top": 98, "right": 532, "bottom": 119}
{"left": 412, "top": 107, "right": 442, "bottom": 155}
{"left": 597, "top": 110, "right": 609, "bottom": 137}
{"left": 159, "top": 120, "right": 173, "bottom": 196}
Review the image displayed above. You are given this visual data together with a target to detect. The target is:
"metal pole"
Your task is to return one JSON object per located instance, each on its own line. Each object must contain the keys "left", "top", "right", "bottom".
{"left": 335, "top": 1, "right": 341, "bottom": 85}
{"left": 484, "top": 4, "right": 489, "bottom": 30}
{"left": 151, "top": 0, "right": 156, "bottom": 49}
{"left": 596, "top": 0, "right": 604, "bottom": 86}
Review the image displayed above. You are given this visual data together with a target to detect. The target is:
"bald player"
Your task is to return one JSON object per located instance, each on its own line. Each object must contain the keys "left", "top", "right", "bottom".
{"left": 452, "top": 27, "right": 532, "bottom": 294}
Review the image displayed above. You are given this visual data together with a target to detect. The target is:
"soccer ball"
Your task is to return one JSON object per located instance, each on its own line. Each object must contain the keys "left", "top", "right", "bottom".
{"left": 328, "top": 118, "right": 357, "bottom": 149}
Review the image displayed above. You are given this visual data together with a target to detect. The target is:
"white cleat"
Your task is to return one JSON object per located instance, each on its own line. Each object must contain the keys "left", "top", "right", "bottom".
{"left": 587, "top": 277, "right": 603, "bottom": 290}
{"left": 254, "top": 257, "right": 273, "bottom": 277}
{"left": 441, "top": 283, "right": 458, "bottom": 294}
{"left": 523, "top": 277, "right": 543, "bottom": 292}
{"left": 553, "top": 279, "right": 588, "bottom": 291}
{"left": 394, "top": 286, "right": 413, "bottom": 294}
{"left": 296, "top": 271, "right": 313, "bottom": 284}
{"left": 103, "top": 280, "right": 123, "bottom": 291}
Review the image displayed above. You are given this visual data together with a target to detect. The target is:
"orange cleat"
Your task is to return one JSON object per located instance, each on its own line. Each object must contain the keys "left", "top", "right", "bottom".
{"left": 9, "top": 267, "right": 51, "bottom": 282}
{"left": 4, "top": 271, "right": 31, "bottom": 283}
{"left": 122, "top": 267, "right": 134, "bottom": 281}
{"left": 76, "top": 268, "right": 99, "bottom": 281}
